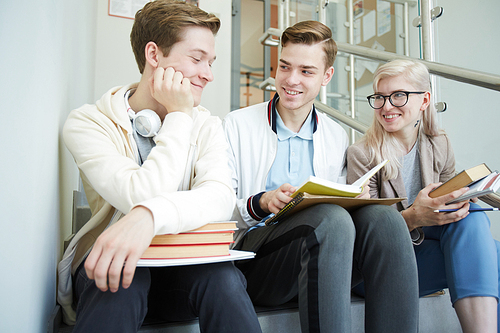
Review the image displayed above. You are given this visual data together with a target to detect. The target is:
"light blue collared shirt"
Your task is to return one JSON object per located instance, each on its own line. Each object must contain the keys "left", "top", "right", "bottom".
{"left": 266, "top": 109, "right": 315, "bottom": 191}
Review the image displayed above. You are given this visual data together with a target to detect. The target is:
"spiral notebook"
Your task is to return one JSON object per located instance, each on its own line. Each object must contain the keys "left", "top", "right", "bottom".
{"left": 265, "top": 193, "right": 403, "bottom": 226}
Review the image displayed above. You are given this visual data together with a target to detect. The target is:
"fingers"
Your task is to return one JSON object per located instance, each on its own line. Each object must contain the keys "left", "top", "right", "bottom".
{"left": 259, "top": 184, "right": 296, "bottom": 214}
{"left": 84, "top": 245, "right": 101, "bottom": 281}
{"left": 151, "top": 67, "right": 194, "bottom": 115}
{"left": 355, "top": 185, "right": 370, "bottom": 199}
{"left": 434, "top": 202, "right": 470, "bottom": 225}
{"left": 421, "top": 182, "right": 442, "bottom": 195}
{"left": 436, "top": 187, "right": 469, "bottom": 205}
{"left": 82, "top": 207, "right": 155, "bottom": 293}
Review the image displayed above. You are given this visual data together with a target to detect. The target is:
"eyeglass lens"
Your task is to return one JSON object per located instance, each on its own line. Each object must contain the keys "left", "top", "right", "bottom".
{"left": 370, "top": 92, "right": 408, "bottom": 109}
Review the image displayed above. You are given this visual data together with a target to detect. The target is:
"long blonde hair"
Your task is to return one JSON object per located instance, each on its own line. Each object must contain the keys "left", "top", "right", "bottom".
{"left": 362, "top": 59, "right": 443, "bottom": 181}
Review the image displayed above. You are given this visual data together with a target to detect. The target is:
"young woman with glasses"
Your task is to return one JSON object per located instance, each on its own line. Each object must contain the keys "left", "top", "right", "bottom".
{"left": 346, "top": 59, "right": 499, "bottom": 333}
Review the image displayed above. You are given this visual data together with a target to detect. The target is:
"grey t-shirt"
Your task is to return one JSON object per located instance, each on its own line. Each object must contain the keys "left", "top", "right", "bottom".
{"left": 131, "top": 123, "right": 155, "bottom": 165}
{"left": 401, "top": 141, "right": 422, "bottom": 205}
{"left": 125, "top": 89, "right": 156, "bottom": 165}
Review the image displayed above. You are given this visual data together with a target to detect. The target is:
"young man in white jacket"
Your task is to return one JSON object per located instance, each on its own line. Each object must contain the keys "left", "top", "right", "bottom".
{"left": 58, "top": 1, "right": 261, "bottom": 332}
{"left": 223, "top": 21, "right": 419, "bottom": 333}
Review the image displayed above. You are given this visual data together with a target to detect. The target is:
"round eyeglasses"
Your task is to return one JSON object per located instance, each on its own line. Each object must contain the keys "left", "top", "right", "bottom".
{"left": 367, "top": 91, "right": 426, "bottom": 109}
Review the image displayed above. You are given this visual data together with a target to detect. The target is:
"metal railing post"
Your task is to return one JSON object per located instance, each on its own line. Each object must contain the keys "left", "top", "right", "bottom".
{"left": 318, "top": 0, "right": 328, "bottom": 104}
{"left": 347, "top": 0, "right": 356, "bottom": 143}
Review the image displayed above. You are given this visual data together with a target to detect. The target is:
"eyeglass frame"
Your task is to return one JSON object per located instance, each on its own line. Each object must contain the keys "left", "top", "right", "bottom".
{"left": 366, "top": 91, "right": 426, "bottom": 109}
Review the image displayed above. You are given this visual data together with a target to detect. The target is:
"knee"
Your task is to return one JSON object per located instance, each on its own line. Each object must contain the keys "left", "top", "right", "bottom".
{"left": 198, "top": 263, "right": 248, "bottom": 296}
{"left": 445, "top": 208, "right": 492, "bottom": 239}
{"left": 354, "top": 205, "right": 409, "bottom": 240}
{"left": 314, "top": 204, "right": 356, "bottom": 244}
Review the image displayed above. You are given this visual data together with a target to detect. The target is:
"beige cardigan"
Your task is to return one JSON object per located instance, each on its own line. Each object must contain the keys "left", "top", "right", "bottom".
{"left": 346, "top": 133, "right": 455, "bottom": 242}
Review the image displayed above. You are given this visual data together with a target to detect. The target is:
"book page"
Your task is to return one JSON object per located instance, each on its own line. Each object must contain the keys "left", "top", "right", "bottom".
{"left": 137, "top": 250, "right": 255, "bottom": 267}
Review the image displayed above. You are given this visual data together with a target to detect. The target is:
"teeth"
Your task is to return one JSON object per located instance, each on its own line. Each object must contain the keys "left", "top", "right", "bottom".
{"left": 285, "top": 89, "right": 300, "bottom": 95}
{"left": 384, "top": 114, "right": 399, "bottom": 119}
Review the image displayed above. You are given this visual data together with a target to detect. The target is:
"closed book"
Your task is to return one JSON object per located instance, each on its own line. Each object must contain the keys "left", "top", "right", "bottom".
{"left": 429, "top": 163, "right": 492, "bottom": 198}
{"left": 141, "top": 243, "right": 232, "bottom": 259}
{"left": 447, "top": 171, "right": 500, "bottom": 204}
{"left": 151, "top": 231, "right": 235, "bottom": 245}
{"left": 480, "top": 192, "right": 500, "bottom": 209}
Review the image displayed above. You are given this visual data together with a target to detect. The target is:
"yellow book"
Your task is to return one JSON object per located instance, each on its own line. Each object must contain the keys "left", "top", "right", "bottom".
{"left": 291, "top": 159, "right": 388, "bottom": 198}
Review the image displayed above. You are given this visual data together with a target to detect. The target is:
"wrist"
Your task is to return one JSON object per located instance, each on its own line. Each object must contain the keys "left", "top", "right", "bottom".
{"left": 401, "top": 209, "right": 415, "bottom": 231}
{"left": 258, "top": 192, "right": 270, "bottom": 214}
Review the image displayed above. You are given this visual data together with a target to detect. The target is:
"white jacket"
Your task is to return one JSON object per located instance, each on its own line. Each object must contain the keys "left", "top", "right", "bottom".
{"left": 58, "top": 83, "right": 235, "bottom": 324}
{"left": 223, "top": 96, "right": 349, "bottom": 245}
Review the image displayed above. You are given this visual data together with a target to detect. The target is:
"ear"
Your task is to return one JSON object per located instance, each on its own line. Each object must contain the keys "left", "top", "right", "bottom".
{"left": 321, "top": 66, "right": 335, "bottom": 86}
{"left": 145, "top": 41, "right": 161, "bottom": 69}
{"left": 420, "top": 91, "right": 431, "bottom": 111}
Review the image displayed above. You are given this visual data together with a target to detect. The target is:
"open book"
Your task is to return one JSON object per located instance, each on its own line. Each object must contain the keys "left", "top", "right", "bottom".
{"left": 290, "top": 159, "right": 389, "bottom": 198}
{"left": 265, "top": 160, "right": 393, "bottom": 226}
{"left": 264, "top": 193, "right": 403, "bottom": 225}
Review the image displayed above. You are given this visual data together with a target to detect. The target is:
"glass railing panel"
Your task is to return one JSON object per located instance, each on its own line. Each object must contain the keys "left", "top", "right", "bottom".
{"left": 239, "top": 0, "right": 266, "bottom": 108}
{"left": 324, "top": 0, "right": 418, "bottom": 141}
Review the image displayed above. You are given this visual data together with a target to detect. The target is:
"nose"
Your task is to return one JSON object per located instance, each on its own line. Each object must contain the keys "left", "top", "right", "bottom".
{"left": 382, "top": 96, "right": 393, "bottom": 111}
{"left": 285, "top": 70, "right": 300, "bottom": 86}
{"left": 201, "top": 63, "right": 214, "bottom": 82}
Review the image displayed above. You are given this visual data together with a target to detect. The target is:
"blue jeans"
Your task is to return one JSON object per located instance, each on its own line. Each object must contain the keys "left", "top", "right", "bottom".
{"left": 72, "top": 260, "right": 262, "bottom": 333}
{"left": 415, "top": 202, "right": 500, "bottom": 331}
{"left": 235, "top": 204, "right": 419, "bottom": 333}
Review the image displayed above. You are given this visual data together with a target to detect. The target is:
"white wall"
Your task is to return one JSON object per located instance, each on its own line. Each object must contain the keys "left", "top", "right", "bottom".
{"left": 0, "top": 1, "right": 96, "bottom": 332}
{"left": 433, "top": 0, "right": 500, "bottom": 238}
{"left": 93, "top": 0, "right": 233, "bottom": 119}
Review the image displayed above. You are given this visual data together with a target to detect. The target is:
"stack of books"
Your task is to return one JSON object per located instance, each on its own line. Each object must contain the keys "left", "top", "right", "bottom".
{"left": 429, "top": 163, "right": 500, "bottom": 204}
{"left": 141, "top": 221, "right": 237, "bottom": 259}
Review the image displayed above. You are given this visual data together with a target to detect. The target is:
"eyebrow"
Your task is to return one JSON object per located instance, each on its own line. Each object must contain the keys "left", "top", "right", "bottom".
{"left": 279, "top": 59, "right": 318, "bottom": 71}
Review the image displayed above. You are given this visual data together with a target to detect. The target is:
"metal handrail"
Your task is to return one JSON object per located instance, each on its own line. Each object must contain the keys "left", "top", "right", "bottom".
{"left": 314, "top": 101, "right": 369, "bottom": 134}
{"left": 336, "top": 42, "right": 500, "bottom": 92}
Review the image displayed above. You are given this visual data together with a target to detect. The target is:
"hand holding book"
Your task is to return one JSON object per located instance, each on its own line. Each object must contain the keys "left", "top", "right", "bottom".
{"left": 264, "top": 160, "right": 402, "bottom": 226}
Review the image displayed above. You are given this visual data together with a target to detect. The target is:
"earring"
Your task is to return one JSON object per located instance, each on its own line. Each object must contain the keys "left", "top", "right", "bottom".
{"left": 414, "top": 119, "right": 420, "bottom": 128}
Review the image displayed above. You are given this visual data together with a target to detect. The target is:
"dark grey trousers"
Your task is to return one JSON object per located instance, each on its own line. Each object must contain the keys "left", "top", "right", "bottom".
{"left": 235, "top": 204, "right": 419, "bottom": 333}
{"left": 72, "top": 261, "right": 262, "bottom": 333}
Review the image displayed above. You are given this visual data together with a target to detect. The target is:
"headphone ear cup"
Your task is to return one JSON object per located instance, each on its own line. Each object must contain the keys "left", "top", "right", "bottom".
{"left": 133, "top": 109, "right": 161, "bottom": 137}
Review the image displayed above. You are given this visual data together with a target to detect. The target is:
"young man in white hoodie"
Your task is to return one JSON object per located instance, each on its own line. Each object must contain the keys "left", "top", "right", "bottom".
{"left": 58, "top": 1, "right": 261, "bottom": 332}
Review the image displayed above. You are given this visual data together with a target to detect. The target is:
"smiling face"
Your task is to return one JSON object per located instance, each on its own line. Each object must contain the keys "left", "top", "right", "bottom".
{"left": 374, "top": 74, "right": 430, "bottom": 140}
{"left": 157, "top": 26, "right": 216, "bottom": 107}
{"left": 274, "top": 42, "right": 334, "bottom": 116}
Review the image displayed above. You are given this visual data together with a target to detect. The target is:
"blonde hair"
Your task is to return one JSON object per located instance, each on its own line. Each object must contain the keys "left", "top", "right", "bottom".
{"left": 362, "top": 59, "right": 443, "bottom": 181}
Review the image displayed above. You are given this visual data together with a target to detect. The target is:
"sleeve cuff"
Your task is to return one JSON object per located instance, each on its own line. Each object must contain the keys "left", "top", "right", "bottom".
{"left": 410, "top": 227, "right": 424, "bottom": 245}
{"left": 247, "top": 192, "right": 268, "bottom": 221}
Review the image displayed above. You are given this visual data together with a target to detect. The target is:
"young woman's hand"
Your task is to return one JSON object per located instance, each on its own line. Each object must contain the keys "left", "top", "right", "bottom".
{"left": 401, "top": 182, "right": 470, "bottom": 230}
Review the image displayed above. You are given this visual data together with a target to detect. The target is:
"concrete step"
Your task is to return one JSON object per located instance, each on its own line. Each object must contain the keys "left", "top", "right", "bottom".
{"left": 54, "top": 290, "right": 461, "bottom": 333}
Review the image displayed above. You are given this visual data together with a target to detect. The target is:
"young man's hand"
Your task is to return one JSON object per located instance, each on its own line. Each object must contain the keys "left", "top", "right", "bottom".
{"left": 259, "top": 183, "right": 296, "bottom": 214}
{"left": 355, "top": 185, "right": 370, "bottom": 199}
{"left": 84, "top": 206, "right": 155, "bottom": 293}
{"left": 150, "top": 66, "right": 194, "bottom": 116}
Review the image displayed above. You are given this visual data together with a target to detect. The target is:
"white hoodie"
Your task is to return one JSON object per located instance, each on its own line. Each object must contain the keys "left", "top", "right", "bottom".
{"left": 57, "top": 83, "right": 235, "bottom": 324}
